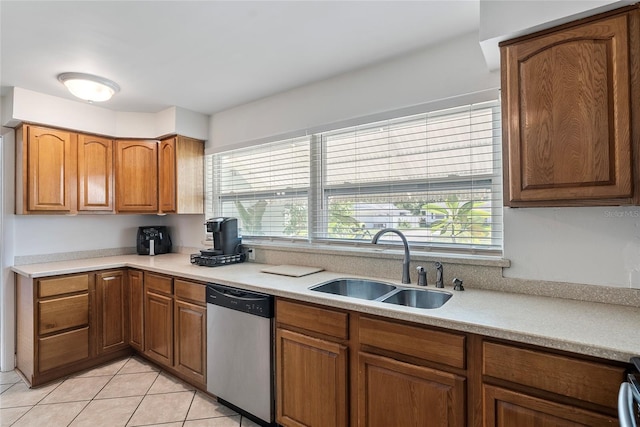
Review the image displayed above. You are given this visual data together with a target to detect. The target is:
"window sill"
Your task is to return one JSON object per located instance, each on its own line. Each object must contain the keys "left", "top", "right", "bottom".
{"left": 244, "top": 239, "right": 510, "bottom": 268}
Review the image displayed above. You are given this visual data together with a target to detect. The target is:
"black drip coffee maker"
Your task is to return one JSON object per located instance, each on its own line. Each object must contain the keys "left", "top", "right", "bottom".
{"left": 190, "top": 217, "right": 246, "bottom": 267}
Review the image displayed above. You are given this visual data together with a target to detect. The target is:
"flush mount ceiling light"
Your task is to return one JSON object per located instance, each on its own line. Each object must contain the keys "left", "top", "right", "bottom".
{"left": 57, "top": 72, "right": 120, "bottom": 102}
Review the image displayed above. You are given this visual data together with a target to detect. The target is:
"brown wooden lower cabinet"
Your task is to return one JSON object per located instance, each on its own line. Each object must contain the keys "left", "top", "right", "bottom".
{"left": 15, "top": 269, "right": 628, "bottom": 427}
{"left": 16, "top": 271, "right": 131, "bottom": 387}
{"left": 276, "top": 328, "right": 349, "bottom": 427}
{"left": 144, "top": 290, "right": 173, "bottom": 366}
{"left": 275, "top": 298, "right": 627, "bottom": 427}
{"left": 483, "top": 385, "right": 617, "bottom": 426}
{"left": 95, "top": 270, "right": 128, "bottom": 355}
{"left": 141, "top": 274, "right": 207, "bottom": 388}
{"left": 174, "top": 298, "right": 206, "bottom": 385}
{"left": 359, "top": 351, "right": 465, "bottom": 427}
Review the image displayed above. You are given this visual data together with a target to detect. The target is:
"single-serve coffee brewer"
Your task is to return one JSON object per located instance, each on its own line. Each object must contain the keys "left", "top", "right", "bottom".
{"left": 191, "top": 217, "right": 245, "bottom": 267}
{"left": 203, "top": 217, "right": 241, "bottom": 256}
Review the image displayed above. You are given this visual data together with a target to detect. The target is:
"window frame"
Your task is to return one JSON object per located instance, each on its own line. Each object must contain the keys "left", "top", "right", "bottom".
{"left": 208, "top": 100, "right": 503, "bottom": 255}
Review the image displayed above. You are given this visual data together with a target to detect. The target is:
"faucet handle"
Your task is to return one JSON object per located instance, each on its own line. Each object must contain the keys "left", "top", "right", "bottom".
{"left": 416, "top": 266, "right": 427, "bottom": 286}
{"left": 452, "top": 278, "right": 464, "bottom": 291}
{"left": 435, "top": 262, "right": 444, "bottom": 288}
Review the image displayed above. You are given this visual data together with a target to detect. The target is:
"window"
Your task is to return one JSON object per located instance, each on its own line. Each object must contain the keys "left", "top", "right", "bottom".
{"left": 208, "top": 100, "right": 502, "bottom": 254}
{"left": 209, "top": 136, "right": 311, "bottom": 237}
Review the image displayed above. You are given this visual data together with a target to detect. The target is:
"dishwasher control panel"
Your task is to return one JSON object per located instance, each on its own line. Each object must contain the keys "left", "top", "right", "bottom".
{"left": 206, "top": 283, "right": 274, "bottom": 318}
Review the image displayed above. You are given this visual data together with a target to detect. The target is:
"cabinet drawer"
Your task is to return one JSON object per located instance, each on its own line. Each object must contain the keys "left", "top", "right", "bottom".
{"left": 38, "top": 274, "right": 88, "bottom": 298}
{"left": 174, "top": 279, "right": 205, "bottom": 305}
{"left": 359, "top": 316, "right": 466, "bottom": 369}
{"left": 483, "top": 341, "right": 625, "bottom": 409}
{"left": 277, "top": 299, "right": 349, "bottom": 340}
{"left": 38, "top": 293, "right": 89, "bottom": 335}
{"left": 145, "top": 273, "right": 173, "bottom": 295}
{"left": 38, "top": 327, "right": 89, "bottom": 372}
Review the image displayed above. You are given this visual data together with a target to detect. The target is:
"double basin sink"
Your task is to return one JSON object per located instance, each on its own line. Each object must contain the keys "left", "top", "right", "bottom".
{"left": 310, "top": 278, "right": 452, "bottom": 309}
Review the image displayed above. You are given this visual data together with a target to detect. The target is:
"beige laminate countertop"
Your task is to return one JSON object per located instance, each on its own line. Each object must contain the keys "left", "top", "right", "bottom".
{"left": 12, "top": 253, "right": 640, "bottom": 363}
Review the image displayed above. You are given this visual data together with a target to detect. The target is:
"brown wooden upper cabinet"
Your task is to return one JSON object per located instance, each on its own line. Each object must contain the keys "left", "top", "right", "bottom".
{"left": 77, "top": 134, "right": 114, "bottom": 212}
{"left": 16, "top": 124, "right": 114, "bottom": 214}
{"left": 115, "top": 140, "right": 159, "bottom": 213}
{"left": 159, "top": 136, "right": 204, "bottom": 214}
{"left": 16, "top": 123, "right": 204, "bottom": 215}
{"left": 16, "top": 125, "right": 77, "bottom": 213}
{"left": 501, "top": 6, "right": 640, "bottom": 206}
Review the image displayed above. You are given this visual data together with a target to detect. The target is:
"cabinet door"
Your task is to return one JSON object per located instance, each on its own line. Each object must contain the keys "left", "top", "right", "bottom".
{"left": 77, "top": 134, "right": 113, "bottom": 211}
{"left": 502, "top": 12, "right": 634, "bottom": 205}
{"left": 174, "top": 299, "right": 206, "bottom": 385}
{"left": 128, "top": 270, "right": 144, "bottom": 352}
{"left": 144, "top": 290, "right": 173, "bottom": 366}
{"left": 276, "top": 328, "right": 348, "bottom": 427}
{"left": 25, "top": 125, "right": 77, "bottom": 212}
{"left": 115, "top": 140, "right": 158, "bottom": 212}
{"left": 159, "top": 137, "right": 176, "bottom": 214}
{"left": 96, "top": 271, "right": 128, "bottom": 354}
{"left": 483, "top": 385, "right": 617, "bottom": 427}
{"left": 358, "top": 352, "right": 465, "bottom": 427}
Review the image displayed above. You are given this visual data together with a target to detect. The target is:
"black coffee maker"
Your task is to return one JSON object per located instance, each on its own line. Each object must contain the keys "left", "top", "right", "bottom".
{"left": 202, "top": 217, "right": 242, "bottom": 256}
{"left": 191, "top": 218, "right": 245, "bottom": 267}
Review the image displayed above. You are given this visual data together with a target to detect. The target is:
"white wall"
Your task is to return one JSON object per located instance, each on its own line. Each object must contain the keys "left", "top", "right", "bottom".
{"left": 165, "top": 214, "right": 207, "bottom": 252}
{"left": 1, "top": 128, "right": 16, "bottom": 370}
{"left": 4, "top": 88, "right": 209, "bottom": 140}
{"left": 503, "top": 207, "right": 640, "bottom": 288}
{"left": 11, "top": 215, "right": 167, "bottom": 258}
{"left": 210, "top": 31, "right": 500, "bottom": 152}
{"left": 479, "top": 0, "right": 634, "bottom": 70}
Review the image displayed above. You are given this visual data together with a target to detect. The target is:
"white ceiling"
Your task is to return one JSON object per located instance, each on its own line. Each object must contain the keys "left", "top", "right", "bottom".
{"left": 0, "top": 1, "right": 479, "bottom": 115}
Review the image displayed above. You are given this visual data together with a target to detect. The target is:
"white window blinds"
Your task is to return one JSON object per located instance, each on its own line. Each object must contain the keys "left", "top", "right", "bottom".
{"left": 319, "top": 101, "right": 502, "bottom": 251}
{"left": 207, "top": 100, "right": 502, "bottom": 253}
{"left": 211, "top": 136, "right": 311, "bottom": 237}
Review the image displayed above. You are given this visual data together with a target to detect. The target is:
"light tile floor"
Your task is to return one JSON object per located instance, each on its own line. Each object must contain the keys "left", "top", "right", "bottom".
{"left": 0, "top": 356, "right": 261, "bottom": 427}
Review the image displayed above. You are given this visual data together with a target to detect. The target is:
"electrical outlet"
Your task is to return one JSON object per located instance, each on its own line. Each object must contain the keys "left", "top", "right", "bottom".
{"left": 248, "top": 248, "right": 256, "bottom": 261}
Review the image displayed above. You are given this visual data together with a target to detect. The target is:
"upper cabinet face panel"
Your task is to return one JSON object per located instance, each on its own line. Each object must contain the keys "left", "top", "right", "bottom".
{"left": 501, "top": 8, "right": 639, "bottom": 206}
{"left": 23, "top": 126, "right": 77, "bottom": 213}
{"left": 115, "top": 140, "right": 159, "bottom": 213}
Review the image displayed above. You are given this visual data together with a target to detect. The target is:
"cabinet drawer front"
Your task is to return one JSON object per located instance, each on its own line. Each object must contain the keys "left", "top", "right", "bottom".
{"left": 38, "top": 327, "right": 89, "bottom": 372}
{"left": 38, "top": 294, "right": 89, "bottom": 335}
{"left": 359, "top": 316, "right": 466, "bottom": 369}
{"left": 277, "top": 299, "right": 348, "bottom": 340}
{"left": 483, "top": 341, "right": 625, "bottom": 409}
{"left": 145, "top": 273, "right": 173, "bottom": 295}
{"left": 174, "top": 279, "right": 205, "bottom": 305}
{"left": 38, "top": 274, "right": 88, "bottom": 298}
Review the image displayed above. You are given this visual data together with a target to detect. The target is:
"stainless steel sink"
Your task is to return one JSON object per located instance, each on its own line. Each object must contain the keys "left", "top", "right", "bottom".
{"left": 382, "top": 288, "right": 452, "bottom": 309}
{"left": 310, "top": 279, "right": 397, "bottom": 300}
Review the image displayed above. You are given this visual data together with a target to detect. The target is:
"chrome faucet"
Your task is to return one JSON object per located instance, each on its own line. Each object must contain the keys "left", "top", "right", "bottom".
{"left": 372, "top": 228, "right": 411, "bottom": 284}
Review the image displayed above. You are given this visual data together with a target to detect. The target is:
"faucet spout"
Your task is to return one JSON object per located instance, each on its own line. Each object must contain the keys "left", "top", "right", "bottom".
{"left": 372, "top": 228, "right": 411, "bottom": 284}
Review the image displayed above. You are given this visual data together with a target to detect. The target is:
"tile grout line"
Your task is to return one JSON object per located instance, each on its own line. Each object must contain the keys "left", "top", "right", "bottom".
{"left": 64, "top": 356, "right": 131, "bottom": 427}
{"left": 3, "top": 357, "right": 244, "bottom": 427}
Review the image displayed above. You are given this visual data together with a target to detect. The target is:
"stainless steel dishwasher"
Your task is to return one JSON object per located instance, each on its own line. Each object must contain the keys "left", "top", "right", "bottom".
{"left": 206, "top": 283, "right": 275, "bottom": 426}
